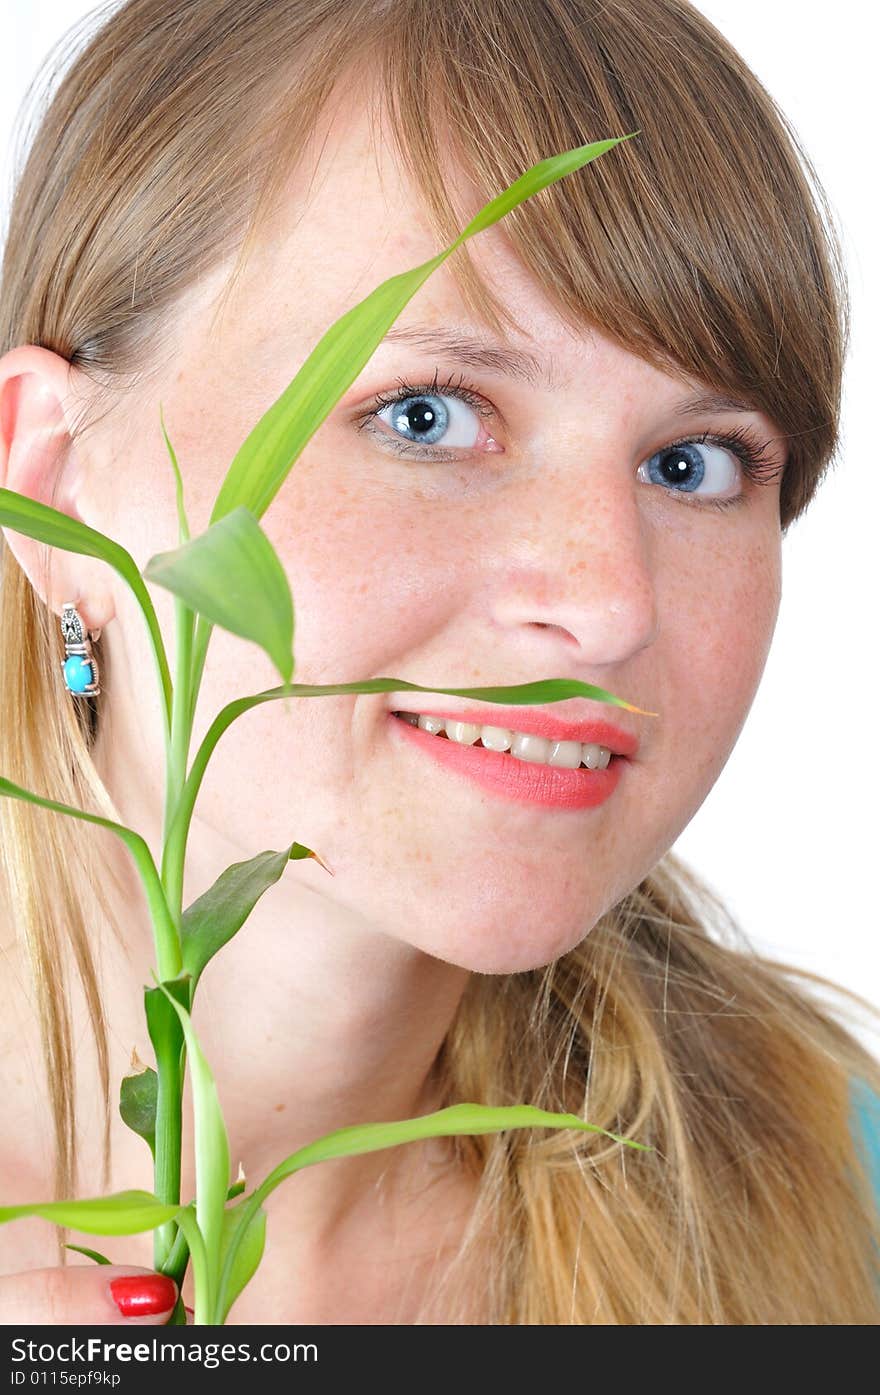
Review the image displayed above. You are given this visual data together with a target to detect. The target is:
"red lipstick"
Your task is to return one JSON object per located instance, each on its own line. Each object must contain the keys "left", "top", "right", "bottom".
{"left": 388, "top": 710, "right": 632, "bottom": 811}
{"left": 389, "top": 705, "right": 639, "bottom": 757}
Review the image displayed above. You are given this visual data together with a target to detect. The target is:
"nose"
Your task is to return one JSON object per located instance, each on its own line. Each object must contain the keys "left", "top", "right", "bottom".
{"left": 489, "top": 465, "right": 660, "bottom": 666}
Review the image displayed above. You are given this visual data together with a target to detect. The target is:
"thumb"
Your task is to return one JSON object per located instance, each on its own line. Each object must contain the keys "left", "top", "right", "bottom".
{"left": 0, "top": 1264, "right": 179, "bottom": 1325}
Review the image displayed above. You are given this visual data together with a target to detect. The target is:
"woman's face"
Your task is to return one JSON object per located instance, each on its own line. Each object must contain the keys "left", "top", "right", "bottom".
{"left": 74, "top": 90, "right": 784, "bottom": 975}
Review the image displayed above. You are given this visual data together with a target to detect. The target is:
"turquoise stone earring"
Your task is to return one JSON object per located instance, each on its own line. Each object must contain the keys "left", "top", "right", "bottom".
{"left": 60, "top": 602, "right": 101, "bottom": 697}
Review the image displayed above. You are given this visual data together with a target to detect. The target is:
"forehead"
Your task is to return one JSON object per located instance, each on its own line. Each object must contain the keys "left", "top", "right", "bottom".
{"left": 195, "top": 82, "right": 774, "bottom": 434}
{"left": 251, "top": 82, "right": 440, "bottom": 278}
{"left": 207, "top": 87, "right": 590, "bottom": 371}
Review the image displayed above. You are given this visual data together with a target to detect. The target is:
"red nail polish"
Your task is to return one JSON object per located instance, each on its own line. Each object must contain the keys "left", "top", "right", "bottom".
{"left": 109, "top": 1274, "right": 178, "bottom": 1317}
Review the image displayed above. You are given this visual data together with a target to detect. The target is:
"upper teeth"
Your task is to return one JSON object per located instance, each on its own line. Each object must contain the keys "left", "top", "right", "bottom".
{"left": 395, "top": 712, "right": 613, "bottom": 770}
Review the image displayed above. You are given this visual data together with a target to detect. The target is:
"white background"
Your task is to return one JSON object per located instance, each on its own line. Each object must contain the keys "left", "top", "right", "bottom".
{"left": 1, "top": 3, "right": 877, "bottom": 1038}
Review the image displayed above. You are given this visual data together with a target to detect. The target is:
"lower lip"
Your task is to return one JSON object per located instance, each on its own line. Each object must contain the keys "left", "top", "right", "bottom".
{"left": 388, "top": 713, "right": 627, "bottom": 810}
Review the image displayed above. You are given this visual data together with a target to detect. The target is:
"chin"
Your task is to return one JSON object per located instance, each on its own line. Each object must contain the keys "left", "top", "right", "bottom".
{"left": 417, "top": 924, "right": 592, "bottom": 976}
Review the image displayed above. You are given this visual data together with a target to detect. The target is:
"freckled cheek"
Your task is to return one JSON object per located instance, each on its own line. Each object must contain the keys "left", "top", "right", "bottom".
{"left": 724, "top": 543, "right": 782, "bottom": 673}
{"left": 675, "top": 548, "right": 781, "bottom": 760}
{"left": 259, "top": 489, "right": 447, "bottom": 673}
{"left": 269, "top": 484, "right": 451, "bottom": 607}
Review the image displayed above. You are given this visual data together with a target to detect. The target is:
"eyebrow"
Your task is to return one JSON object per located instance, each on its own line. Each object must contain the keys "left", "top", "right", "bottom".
{"left": 382, "top": 324, "right": 547, "bottom": 385}
{"left": 381, "top": 324, "right": 758, "bottom": 416}
{"left": 673, "top": 391, "right": 757, "bottom": 416}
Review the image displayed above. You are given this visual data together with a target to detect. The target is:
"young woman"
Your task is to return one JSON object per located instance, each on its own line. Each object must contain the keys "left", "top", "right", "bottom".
{"left": 0, "top": 0, "right": 877, "bottom": 1325}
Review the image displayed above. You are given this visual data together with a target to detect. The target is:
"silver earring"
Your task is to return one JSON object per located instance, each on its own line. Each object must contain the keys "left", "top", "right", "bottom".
{"left": 60, "top": 602, "right": 101, "bottom": 697}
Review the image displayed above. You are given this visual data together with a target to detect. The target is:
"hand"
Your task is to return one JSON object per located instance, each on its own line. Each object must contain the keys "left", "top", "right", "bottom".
{"left": 0, "top": 1265, "right": 188, "bottom": 1324}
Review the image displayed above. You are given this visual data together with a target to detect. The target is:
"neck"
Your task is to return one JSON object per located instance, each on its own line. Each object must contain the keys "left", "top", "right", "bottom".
{"left": 88, "top": 731, "right": 473, "bottom": 1246}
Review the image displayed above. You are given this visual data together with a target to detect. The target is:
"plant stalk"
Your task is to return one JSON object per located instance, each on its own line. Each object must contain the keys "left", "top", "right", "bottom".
{"left": 171, "top": 1206, "right": 212, "bottom": 1326}
{"left": 153, "top": 595, "right": 196, "bottom": 1273}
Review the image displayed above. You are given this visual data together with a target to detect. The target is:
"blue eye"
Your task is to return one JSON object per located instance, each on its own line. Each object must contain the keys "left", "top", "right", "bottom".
{"left": 357, "top": 370, "right": 783, "bottom": 513}
{"left": 640, "top": 439, "right": 738, "bottom": 505}
{"left": 357, "top": 370, "right": 496, "bottom": 458}
{"left": 381, "top": 391, "right": 473, "bottom": 449}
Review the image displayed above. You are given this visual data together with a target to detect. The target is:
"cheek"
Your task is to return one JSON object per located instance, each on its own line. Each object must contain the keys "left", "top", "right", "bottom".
{"left": 257, "top": 466, "right": 459, "bottom": 683}
{"left": 669, "top": 534, "right": 781, "bottom": 779}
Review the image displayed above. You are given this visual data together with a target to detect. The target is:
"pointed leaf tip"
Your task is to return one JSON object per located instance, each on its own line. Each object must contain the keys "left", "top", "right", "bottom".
{"left": 180, "top": 842, "right": 310, "bottom": 991}
{"left": 288, "top": 841, "right": 334, "bottom": 875}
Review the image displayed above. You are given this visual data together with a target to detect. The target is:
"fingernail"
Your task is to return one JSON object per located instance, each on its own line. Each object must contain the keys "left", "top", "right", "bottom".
{"left": 109, "top": 1274, "right": 178, "bottom": 1317}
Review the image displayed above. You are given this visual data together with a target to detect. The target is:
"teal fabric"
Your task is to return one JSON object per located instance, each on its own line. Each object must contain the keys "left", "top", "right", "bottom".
{"left": 849, "top": 1075, "right": 880, "bottom": 1215}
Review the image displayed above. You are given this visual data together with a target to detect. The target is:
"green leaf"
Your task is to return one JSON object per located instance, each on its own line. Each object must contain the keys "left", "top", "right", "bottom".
{"left": 63, "top": 1243, "right": 112, "bottom": 1265}
{"left": 186, "top": 131, "right": 639, "bottom": 722}
{"left": 0, "top": 1191, "right": 182, "bottom": 1236}
{"left": 215, "top": 1199, "right": 267, "bottom": 1325}
{"left": 0, "top": 774, "right": 182, "bottom": 981}
{"left": 267, "top": 1103, "right": 650, "bottom": 1182}
{"left": 144, "top": 506, "right": 294, "bottom": 685}
{"left": 169, "top": 1203, "right": 212, "bottom": 1326}
{"left": 153, "top": 976, "right": 231, "bottom": 1324}
{"left": 219, "top": 1102, "right": 651, "bottom": 1300}
{"left": 119, "top": 1066, "right": 158, "bottom": 1160}
{"left": 265, "top": 674, "right": 657, "bottom": 715}
{"left": 145, "top": 977, "right": 189, "bottom": 1075}
{"left": 0, "top": 486, "right": 172, "bottom": 732}
{"left": 157, "top": 404, "right": 198, "bottom": 829}
{"left": 144, "top": 976, "right": 189, "bottom": 1264}
{"left": 180, "top": 841, "right": 328, "bottom": 995}
{"left": 159, "top": 404, "right": 191, "bottom": 545}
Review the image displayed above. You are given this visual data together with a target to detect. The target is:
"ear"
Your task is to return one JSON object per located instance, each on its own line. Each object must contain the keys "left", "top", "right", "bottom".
{"left": 0, "top": 344, "right": 115, "bottom": 633}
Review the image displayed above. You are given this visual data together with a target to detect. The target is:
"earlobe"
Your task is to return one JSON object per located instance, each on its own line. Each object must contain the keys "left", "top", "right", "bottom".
{"left": 0, "top": 344, "right": 114, "bottom": 633}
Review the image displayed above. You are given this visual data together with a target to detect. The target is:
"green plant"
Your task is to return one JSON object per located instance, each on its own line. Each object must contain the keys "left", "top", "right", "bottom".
{"left": 0, "top": 132, "right": 657, "bottom": 1325}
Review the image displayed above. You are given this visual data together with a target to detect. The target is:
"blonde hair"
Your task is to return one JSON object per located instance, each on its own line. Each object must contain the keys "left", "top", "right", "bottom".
{"left": 1, "top": 0, "right": 878, "bottom": 1322}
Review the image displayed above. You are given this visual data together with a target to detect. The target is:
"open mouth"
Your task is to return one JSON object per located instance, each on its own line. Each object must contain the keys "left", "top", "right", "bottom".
{"left": 390, "top": 710, "right": 621, "bottom": 770}
{"left": 388, "top": 710, "right": 627, "bottom": 811}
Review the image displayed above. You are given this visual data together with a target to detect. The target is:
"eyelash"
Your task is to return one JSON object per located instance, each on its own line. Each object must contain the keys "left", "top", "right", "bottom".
{"left": 355, "top": 369, "right": 784, "bottom": 513}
